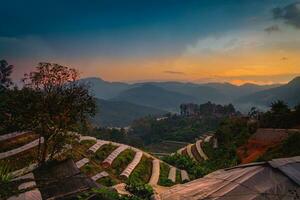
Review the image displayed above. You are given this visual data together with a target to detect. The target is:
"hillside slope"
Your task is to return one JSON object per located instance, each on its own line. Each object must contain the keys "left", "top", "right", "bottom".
{"left": 111, "top": 84, "right": 196, "bottom": 111}
{"left": 92, "top": 99, "right": 167, "bottom": 127}
{"left": 134, "top": 82, "right": 226, "bottom": 103}
{"left": 1, "top": 132, "right": 190, "bottom": 199}
{"left": 237, "top": 77, "right": 300, "bottom": 107}
{"left": 79, "top": 77, "right": 131, "bottom": 99}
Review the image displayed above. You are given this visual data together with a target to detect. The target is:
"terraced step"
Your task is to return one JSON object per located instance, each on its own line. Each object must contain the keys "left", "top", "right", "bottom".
{"left": 18, "top": 181, "right": 36, "bottom": 190}
{"left": 177, "top": 147, "right": 185, "bottom": 154}
{"left": 120, "top": 151, "right": 143, "bottom": 178}
{"left": 0, "top": 137, "right": 44, "bottom": 159}
{"left": 79, "top": 135, "right": 97, "bottom": 142}
{"left": 91, "top": 171, "right": 109, "bottom": 181}
{"left": 191, "top": 144, "right": 203, "bottom": 162}
{"left": 103, "top": 145, "right": 128, "bottom": 167}
{"left": 181, "top": 170, "right": 190, "bottom": 182}
{"left": 76, "top": 158, "right": 90, "bottom": 168}
{"left": 89, "top": 140, "right": 109, "bottom": 153}
{"left": 195, "top": 139, "right": 208, "bottom": 160}
{"left": 8, "top": 189, "right": 42, "bottom": 200}
{"left": 12, "top": 173, "right": 35, "bottom": 181}
{"left": 149, "top": 159, "right": 160, "bottom": 185}
{"left": 186, "top": 144, "right": 196, "bottom": 161}
{"left": 204, "top": 135, "right": 213, "bottom": 143}
{"left": 167, "top": 167, "right": 176, "bottom": 182}
{"left": 213, "top": 137, "right": 218, "bottom": 149}
{"left": 0, "top": 131, "right": 27, "bottom": 141}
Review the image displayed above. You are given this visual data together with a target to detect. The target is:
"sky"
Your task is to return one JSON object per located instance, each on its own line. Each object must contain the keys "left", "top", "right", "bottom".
{"left": 1, "top": 0, "right": 300, "bottom": 85}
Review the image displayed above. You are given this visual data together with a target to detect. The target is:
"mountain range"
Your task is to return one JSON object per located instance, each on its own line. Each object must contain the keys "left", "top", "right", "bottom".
{"left": 80, "top": 77, "right": 300, "bottom": 127}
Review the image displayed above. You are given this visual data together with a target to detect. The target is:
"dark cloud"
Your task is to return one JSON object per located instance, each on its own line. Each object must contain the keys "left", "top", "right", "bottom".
{"left": 272, "top": 2, "right": 300, "bottom": 28}
{"left": 264, "top": 25, "right": 280, "bottom": 33}
{"left": 281, "top": 57, "right": 288, "bottom": 61}
{"left": 163, "top": 71, "right": 186, "bottom": 75}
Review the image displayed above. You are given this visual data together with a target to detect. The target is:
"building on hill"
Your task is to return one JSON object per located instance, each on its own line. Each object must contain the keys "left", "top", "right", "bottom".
{"left": 159, "top": 156, "right": 300, "bottom": 200}
{"left": 180, "top": 101, "right": 237, "bottom": 117}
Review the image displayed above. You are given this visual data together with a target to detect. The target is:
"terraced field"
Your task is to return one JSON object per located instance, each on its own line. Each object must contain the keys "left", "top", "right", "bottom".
{"left": 176, "top": 133, "right": 216, "bottom": 163}
{"left": 0, "top": 132, "right": 190, "bottom": 199}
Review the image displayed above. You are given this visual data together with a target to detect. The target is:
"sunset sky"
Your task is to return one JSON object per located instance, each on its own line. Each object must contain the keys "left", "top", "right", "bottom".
{"left": 1, "top": 0, "right": 300, "bottom": 85}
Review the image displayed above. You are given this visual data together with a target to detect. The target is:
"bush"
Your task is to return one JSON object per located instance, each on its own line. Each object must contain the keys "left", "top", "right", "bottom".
{"left": 97, "top": 177, "right": 118, "bottom": 187}
{"left": 258, "top": 132, "right": 300, "bottom": 161}
{"left": 126, "top": 183, "right": 153, "bottom": 199}
{"left": 78, "top": 187, "right": 143, "bottom": 200}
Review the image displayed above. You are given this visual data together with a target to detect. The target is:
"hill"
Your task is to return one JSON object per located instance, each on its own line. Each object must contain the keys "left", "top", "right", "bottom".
{"left": 80, "top": 77, "right": 283, "bottom": 113}
{"left": 111, "top": 84, "right": 195, "bottom": 111}
{"left": 92, "top": 99, "right": 167, "bottom": 127}
{"left": 204, "top": 82, "right": 280, "bottom": 101}
{"left": 79, "top": 77, "right": 131, "bottom": 99}
{"left": 137, "top": 82, "right": 226, "bottom": 103}
{"left": 237, "top": 77, "right": 300, "bottom": 107}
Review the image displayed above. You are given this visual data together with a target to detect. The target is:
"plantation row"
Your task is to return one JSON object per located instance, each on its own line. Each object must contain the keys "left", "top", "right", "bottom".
{"left": 176, "top": 133, "right": 217, "bottom": 162}
{"left": 1, "top": 132, "right": 191, "bottom": 199}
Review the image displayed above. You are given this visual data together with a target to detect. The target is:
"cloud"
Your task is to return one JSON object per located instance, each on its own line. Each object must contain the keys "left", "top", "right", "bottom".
{"left": 264, "top": 25, "right": 280, "bottom": 33}
{"left": 272, "top": 2, "right": 300, "bottom": 28}
{"left": 163, "top": 70, "right": 186, "bottom": 75}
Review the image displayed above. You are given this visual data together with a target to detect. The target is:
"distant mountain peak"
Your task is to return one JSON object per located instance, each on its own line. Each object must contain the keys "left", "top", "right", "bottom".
{"left": 288, "top": 76, "right": 300, "bottom": 86}
{"left": 81, "top": 77, "right": 105, "bottom": 82}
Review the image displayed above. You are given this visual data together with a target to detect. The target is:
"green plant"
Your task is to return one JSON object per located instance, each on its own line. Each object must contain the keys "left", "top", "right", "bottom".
{"left": 126, "top": 183, "right": 153, "bottom": 199}
{"left": 94, "top": 144, "right": 117, "bottom": 162}
{"left": 96, "top": 177, "right": 118, "bottom": 187}
{"left": 0, "top": 161, "right": 11, "bottom": 183}
{"left": 78, "top": 187, "right": 143, "bottom": 200}
{"left": 128, "top": 156, "right": 152, "bottom": 185}
{"left": 111, "top": 149, "right": 135, "bottom": 175}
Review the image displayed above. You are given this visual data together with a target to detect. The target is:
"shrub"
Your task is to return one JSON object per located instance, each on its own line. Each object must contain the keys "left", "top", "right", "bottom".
{"left": 126, "top": 183, "right": 153, "bottom": 199}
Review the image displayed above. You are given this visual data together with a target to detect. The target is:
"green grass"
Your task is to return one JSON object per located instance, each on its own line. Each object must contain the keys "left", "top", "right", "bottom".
{"left": 68, "top": 139, "right": 97, "bottom": 161}
{"left": 176, "top": 169, "right": 181, "bottom": 183}
{"left": 93, "top": 143, "right": 118, "bottom": 163}
{"left": 158, "top": 162, "right": 174, "bottom": 186}
{"left": 1, "top": 146, "right": 40, "bottom": 171}
{"left": 96, "top": 176, "right": 118, "bottom": 187}
{"left": 0, "top": 133, "right": 39, "bottom": 153}
{"left": 110, "top": 149, "right": 135, "bottom": 176}
{"left": 128, "top": 156, "right": 152, "bottom": 185}
{"left": 80, "top": 163, "right": 103, "bottom": 177}
{"left": 145, "top": 141, "right": 187, "bottom": 154}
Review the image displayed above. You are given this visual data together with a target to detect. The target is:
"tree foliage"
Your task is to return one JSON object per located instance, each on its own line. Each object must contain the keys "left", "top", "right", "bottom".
{"left": 260, "top": 100, "right": 300, "bottom": 128}
{"left": 0, "top": 60, "right": 13, "bottom": 91}
{"left": 0, "top": 62, "right": 96, "bottom": 164}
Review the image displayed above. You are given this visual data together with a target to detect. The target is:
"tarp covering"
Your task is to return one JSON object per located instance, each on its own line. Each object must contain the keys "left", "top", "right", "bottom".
{"left": 160, "top": 157, "right": 300, "bottom": 200}
{"left": 34, "top": 159, "right": 98, "bottom": 200}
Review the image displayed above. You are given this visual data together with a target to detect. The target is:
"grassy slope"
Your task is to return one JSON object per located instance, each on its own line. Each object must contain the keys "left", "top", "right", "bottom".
{"left": 128, "top": 156, "right": 152, "bottom": 184}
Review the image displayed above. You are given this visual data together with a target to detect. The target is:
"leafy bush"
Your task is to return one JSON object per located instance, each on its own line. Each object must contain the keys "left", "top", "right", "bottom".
{"left": 97, "top": 177, "right": 118, "bottom": 187}
{"left": 126, "top": 183, "right": 153, "bottom": 199}
{"left": 78, "top": 187, "right": 143, "bottom": 200}
{"left": 158, "top": 163, "right": 174, "bottom": 186}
